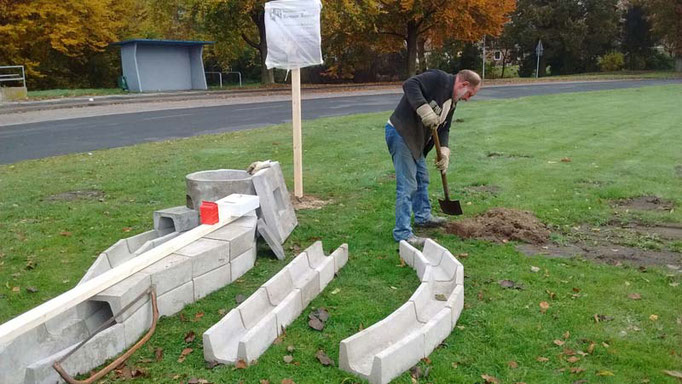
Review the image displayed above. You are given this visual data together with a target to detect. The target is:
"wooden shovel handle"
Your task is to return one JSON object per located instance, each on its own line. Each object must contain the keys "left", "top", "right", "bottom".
{"left": 430, "top": 127, "right": 450, "bottom": 201}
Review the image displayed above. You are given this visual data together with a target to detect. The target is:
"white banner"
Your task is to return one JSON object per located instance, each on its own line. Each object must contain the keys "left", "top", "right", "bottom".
{"left": 265, "top": 0, "right": 323, "bottom": 70}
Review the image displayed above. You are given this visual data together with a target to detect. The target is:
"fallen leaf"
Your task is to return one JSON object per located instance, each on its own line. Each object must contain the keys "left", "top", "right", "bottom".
{"left": 508, "top": 360, "right": 519, "bottom": 368}
{"left": 570, "top": 367, "right": 585, "bottom": 374}
{"left": 458, "top": 252, "right": 469, "bottom": 258}
{"left": 177, "top": 348, "right": 193, "bottom": 363}
{"left": 546, "top": 290, "right": 556, "bottom": 299}
{"left": 594, "top": 314, "right": 614, "bottom": 323}
{"left": 540, "top": 301, "right": 550, "bottom": 313}
{"left": 566, "top": 356, "right": 580, "bottom": 363}
{"left": 422, "top": 357, "right": 432, "bottom": 365}
{"left": 564, "top": 348, "right": 576, "bottom": 356}
{"left": 283, "top": 355, "right": 294, "bottom": 364}
{"left": 649, "top": 314, "right": 659, "bottom": 321}
{"left": 281, "top": 379, "right": 295, "bottom": 384}
{"left": 25, "top": 260, "right": 37, "bottom": 270}
{"left": 260, "top": 380, "right": 270, "bottom": 384}
{"left": 628, "top": 293, "right": 642, "bottom": 300}
{"left": 572, "top": 380, "right": 588, "bottom": 384}
{"left": 530, "top": 266, "right": 540, "bottom": 273}
{"left": 193, "top": 312, "right": 204, "bottom": 322}
{"left": 315, "top": 350, "right": 334, "bottom": 366}
{"left": 399, "top": 258, "right": 406, "bottom": 267}
{"left": 184, "top": 331, "right": 196, "bottom": 343}
{"left": 187, "top": 379, "right": 211, "bottom": 384}
{"left": 310, "top": 308, "right": 329, "bottom": 322}
{"left": 554, "top": 339, "right": 565, "bottom": 346}
{"left": 308, "top": 317, "right": 325, "bottom": 331}
{"left": 410, "top": 366, "right": 422, "bottom": 379}
{"left": 155, "top": 347, "right": 163, "bottom": 361}
{"left": 663, "top": 370, "right": 682, "bottom": 378}
{"left": 59, "top": 231, "right": 72, "bottom": 237}
{"left": 499, "top": 280, "right": 517, "bottom": 289}
{"left": 435, "top": 293, "right": 447, "bottom": 301}
{"left": 287, "top": 345, "right": 295, "bottom": 353}
{"left": 331, "top": 288, "right": 341, "bottom": 295}
{"left": 537, "top": 356, "right": 550, "bottom": 362}
{"left": 561, "top": 157, "right": 572, "bottom": 162}
{"left": 235, "top": 294, "right": 246, "bottom": 304}
{"left": 596, "top": 370, "right": 615, "bottom": 376}
{"left": 481, "top": 374, "right": 500, "bottom": 383}
{"left": 563, "top": 331, "right": 571, "bottom": 339}
{"left": 235, "top": 359, "right": 248, "bottom": 369}
{"left": 123, "top": 227, "right": 132, "bottom": 232}
{"left": 572, "top": 287, "right": 581, "bottom": 293}
{"left": 206, "top": 361, "right": 220, "bottom": 369}
{"left": 11, "top": 286, "right": 19, "bottom": 293}
{"left": 26, "top": 286, "right": 38, "bottom": 293}
{"left": 218, "top": 308, "right": 226, "bottom": 316}
{"left": 587, "top": 342, "right": 596, "bottom": 354}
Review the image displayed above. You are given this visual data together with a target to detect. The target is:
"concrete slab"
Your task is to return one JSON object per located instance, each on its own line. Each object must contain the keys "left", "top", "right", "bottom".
{"left": 230, "top": 246, "right": 256, "bottom": 281}
{"left": 122, "top": 301, "right": 154, "bottom": 346}
{"left": 103, "top": 239, "right": 133, "bottom": 268}
{"left": 205, "top": 216, "right": 257, "bottom": 257}
{"left": 408, "top": 283, "right": 445, "bottom": 324}
{"left": 145, "top": 254, "right": 192, "bottom": 295}
{"left": 422, "top": 238, "right": 447, "bottom": 266}
{"left": 237, "top": 312, "right": 278, "bottom": 363}
{"left": 238, "top": 288, "right": 275, "bottom": 329}
{"left": 257, "top": 219, "right": 285, "bottom": 260}
{"left": 272, "top": 290, "right": 303, "bottom": 333}
{"left": 193, "top": 262, "right": 232, "bottom": 300}
{"left": 370, "top": 329, "right": 425, "bottom": 384}
{"left": 125, "top": 229, "right": 161, "bottom": 254}
{"left": 331, "top": 243, "right": 349, "bottom": 273}
{"left": 446, "top": 284, "right": 465, "bottom": 327}
{"left": 251, "top": 162, "right": 297, "bottom": 243}
{"left": 133, "top": 230, "right": 180, "bottom": 256}
{"left": 203, "top": 310, "right": 246, "bottom": 364}
{"left": 157, "top": 280, "right": 194, "bottom": 317}
{"left": 79, "top": 254, "right": 111, "bottom": 284}
{"left": 399, "top": 240, "right": 419, "bottom": 268}
{"left": 262, "top": 268, "right": 294, "bottom": 306}
{"left": 305, "top": 241, "right": 335, "bottom": 288}
{"left": 174, "top": 238, "right": 230, "bottom": 277}
{"left": 93, "top": 272, "right": 151, "bottom": 322}
{"left": 422, "top": 307, "right": 453, "bottom": 357}
{"left": 154, "top": 206, "right": 199, "bottom": 233}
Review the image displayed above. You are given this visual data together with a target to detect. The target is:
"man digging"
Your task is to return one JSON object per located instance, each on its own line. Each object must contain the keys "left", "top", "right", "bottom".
{"left": 385, "top": 69, "right": 481, "bottom": 247}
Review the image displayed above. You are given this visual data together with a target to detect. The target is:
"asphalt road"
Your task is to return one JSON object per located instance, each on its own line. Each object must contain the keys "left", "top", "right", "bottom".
{"left": 1, "top": 79, "right": 680, "bottom": 164}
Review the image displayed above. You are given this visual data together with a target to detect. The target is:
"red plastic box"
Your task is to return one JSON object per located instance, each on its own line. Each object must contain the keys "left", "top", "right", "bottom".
{"left": 200, "top": 201, "right": 219, "bottom": 225}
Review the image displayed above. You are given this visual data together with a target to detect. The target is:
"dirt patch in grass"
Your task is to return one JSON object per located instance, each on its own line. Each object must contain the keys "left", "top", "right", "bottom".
{"left": 612, "top": 195, "right": 675, "bottom": 211}
{"left": 486, "top": 152, "right": 533, "bottom": 159}
{"left": 517, "top": 222, "right": 682, "bottom": 268}
{"left": 291, "top": 195, "right": 332, "bottom": 210}
{"left": 44, "top": 189, "right": 105, "bottom": 202}
{"left": 445, "top": 207, "right": 551, "bottom": 244}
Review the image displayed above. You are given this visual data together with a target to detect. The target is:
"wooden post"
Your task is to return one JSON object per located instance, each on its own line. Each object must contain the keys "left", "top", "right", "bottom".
{"left": 292, "top": 67, "right": 303, "bottom": 198}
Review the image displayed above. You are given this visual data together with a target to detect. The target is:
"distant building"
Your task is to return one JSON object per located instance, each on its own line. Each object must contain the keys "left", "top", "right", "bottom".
{"left": 112, "top": 39, "right": 214, "bottom": 92}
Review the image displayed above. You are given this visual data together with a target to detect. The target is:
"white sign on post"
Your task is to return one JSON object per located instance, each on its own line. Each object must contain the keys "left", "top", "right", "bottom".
{"left": 265, "top": 0, "right": 323, "bottom": 198}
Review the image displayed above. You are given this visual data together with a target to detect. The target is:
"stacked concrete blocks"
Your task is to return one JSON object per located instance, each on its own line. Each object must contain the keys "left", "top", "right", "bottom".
{"left": 203, "top": 241, "right": 348, "bottom": 365}
{"left": 338, "top": 239, "right": 463, "bottom": 384}
{"left": 1, "top": 209, "right": 258, "bottom": 384}
{"left": 251, "top": 162, "right": 298, "bottom": 244}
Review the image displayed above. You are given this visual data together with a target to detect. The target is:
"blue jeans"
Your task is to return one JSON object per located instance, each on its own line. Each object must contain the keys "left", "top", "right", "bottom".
{"left": 385, "top": 123, "right": 432, "bottom": 241}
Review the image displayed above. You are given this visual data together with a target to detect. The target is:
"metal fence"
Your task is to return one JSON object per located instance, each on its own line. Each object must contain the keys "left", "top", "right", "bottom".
{"left": 205, "top": 71, "right": 243, "bottom": 88}
{"left": 0, "top": 65, "right": 26, "bottom": 88}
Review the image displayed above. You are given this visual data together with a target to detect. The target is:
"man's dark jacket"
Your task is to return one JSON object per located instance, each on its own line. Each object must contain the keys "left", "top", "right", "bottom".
{"left": 389, "top": 69, "right": 456, "bottom": 160}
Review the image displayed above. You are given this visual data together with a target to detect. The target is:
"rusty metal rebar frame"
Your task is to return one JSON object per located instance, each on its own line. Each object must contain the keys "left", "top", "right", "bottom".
{"left": 53, "top": 286, "right": 159, "bottom": 384}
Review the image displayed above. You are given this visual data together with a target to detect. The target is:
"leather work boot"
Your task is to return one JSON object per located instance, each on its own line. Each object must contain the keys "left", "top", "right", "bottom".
{"left": 406, "top": 235, "right": 426, "bottom": 248}
{"left": 415, "top": 215, "right": 448, "bottom": 228}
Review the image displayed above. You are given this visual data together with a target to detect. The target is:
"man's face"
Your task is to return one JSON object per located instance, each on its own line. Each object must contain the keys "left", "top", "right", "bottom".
{"left": 454, "top": 81, "right": 480, "bottom": 102}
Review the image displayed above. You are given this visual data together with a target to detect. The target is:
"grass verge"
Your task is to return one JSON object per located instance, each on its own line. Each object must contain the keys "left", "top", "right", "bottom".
{"left": 1, "top": 85, "right": 681, "bottom": 383}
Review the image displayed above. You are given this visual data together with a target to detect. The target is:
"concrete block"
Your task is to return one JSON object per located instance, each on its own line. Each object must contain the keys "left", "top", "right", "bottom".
{"left": 414, "top": 251, "right": 430, "bottom": 282}
{"left": 193, "top": 262, "right": 232, "bottom": 300}
{"left": 456, "top": 264, "right": 464, "bottom": 285}
{"left": 154, "top": 206, "right": 200, "bottom": 233}
{"left": 231, "top": 246, "right": 257, "bottom": 281}
{"left": 134, "top": 230, "right": 180, "bottom": 256}
{"left": 24, "top": 324, "right": 126, "bottom": 384}
{"left": 175, "top": 238, "right": 230, "bottom": 277}
{"left": 408, "top": 283, "right": 445, "bottom": 324}
{"left": 295, "top": 270, "right": 320, "bottom": 308}
{"left": 422, "top": 238, "right": 447, "bottom": 266}
{"left": 185, "top": 169, "right": 256, "bottom": 210}
{"left": 93, "top": 272, "right": 151, "bottom": 322}
{"left": 123, "top": 301, "right": 154, "bottom": 346}
{"left": 215, "top": 194, "right": 260, "bottom": 218}
{"left": 203, "top": 310, "right": 247, "bottom": 364}
{"left": 422, "top": 307, "right": 453, "bottom": 357}
{"left": 257, "top": 219, "right": 285, "bottom": 260}
{"left": 125, "top": 229, "right": 160, "bottom": 254}
{"left": 104, "top": 238, "right": 133, "bottom": 268}
{"left": 305, "top": 241, "right": 335, "bottom": 288}
{"left": 83, "top": 304, "right": 114, "bottom": 334}
{"left": 0, "top": 324, "right": 52, "bottom": 384}
{"left": 446, "top": 284, "right": 465, "bottom": 327}
{"left": 399, "top": 240, "right": 419, "bottom": 268}
{"left": 272, "top": 291, "right": 303, "bottom": 334}
{"left": 79, "top": 253, "right": 111, "bottom": 284}
{"left": 157, "top": 280, "right": 194, "bottom": 317}
{"left": 262, "top": 268, "right": 295, "bottom": 306}
{"left": 205, "top": 217, "right": 257, "bottom": 257}
{"left": 238, "top": 288, "right": 275, "bottom": 329}
{"left": 331, "top": 243, "right": 349, "bottom": 273}
{"left": 145, "top": 254, "right": 192, "bottom": 295}
{"left": 44, "top": 306, "right": 87, "bottom": 337}
{"left": 433, "top": 252, "right": 458, "bottom": 282}
{"left": 252, "top": 162, "right": 298, "bottom": 243}
{"left": 237, "top": 312, "right": 278, "bottom": 363}
{"left": 370, "top": 330, "right": 425, "bottom": 384}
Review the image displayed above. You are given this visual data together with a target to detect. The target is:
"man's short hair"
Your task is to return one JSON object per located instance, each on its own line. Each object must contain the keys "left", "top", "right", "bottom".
{"left": 457, "top": 69, "right": 481, "bottom": 87}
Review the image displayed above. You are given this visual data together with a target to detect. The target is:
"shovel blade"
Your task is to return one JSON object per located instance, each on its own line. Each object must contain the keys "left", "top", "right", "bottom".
{"left": 439, "top": 198, "right": 463, "bottom": 216}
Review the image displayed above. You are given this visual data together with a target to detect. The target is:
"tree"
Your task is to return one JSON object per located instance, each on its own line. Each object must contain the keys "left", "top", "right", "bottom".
{"left": 370, "top": 0, "right": 515, "bottom": 77}
{"left": 646, "top": 0, "right": 682, "bottom": 71}
{"left": 622, "top": 4, "right": 655, "bottom": 70}
{"left": 204, "top": 0, "right": 274, "bottom": 84}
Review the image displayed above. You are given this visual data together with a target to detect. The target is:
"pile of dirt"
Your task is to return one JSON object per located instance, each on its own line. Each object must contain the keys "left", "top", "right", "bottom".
{"left": 291, "top": 194, "right": 332, "bottom": 210}
{"left": 612, "top": 195, "right": 674, "bottom": 211}
{"left": 445, "top": 207, "right": 551, "bottom": 244}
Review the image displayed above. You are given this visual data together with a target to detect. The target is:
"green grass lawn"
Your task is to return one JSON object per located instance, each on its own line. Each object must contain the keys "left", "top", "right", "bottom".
{"left": 1, "top": 85, "right": 681, "bottom": 383}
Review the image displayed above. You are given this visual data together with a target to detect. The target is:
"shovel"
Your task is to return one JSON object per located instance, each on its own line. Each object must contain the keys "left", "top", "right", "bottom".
{"left": 430, "top": 126, "right": 463, "bottom": 215}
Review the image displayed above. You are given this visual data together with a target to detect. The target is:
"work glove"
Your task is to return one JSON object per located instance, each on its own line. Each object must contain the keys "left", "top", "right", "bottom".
{"left": 416, "top": 103, "right": 440, "bottom": 129}
{"left": 246, "top": 160, "right": 273, "bottom": 175}
{"left": 435, "top": 146, "right": 450, "bottom": 173}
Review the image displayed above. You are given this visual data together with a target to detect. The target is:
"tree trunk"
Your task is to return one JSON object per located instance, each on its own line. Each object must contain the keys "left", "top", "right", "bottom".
{"left": 501, "top": 53, "right": 507, "bottom": 78}
{"left": 253, "top": 10, "right": 274, "bottom": 84}
{"left": 406, "top": 21, "right": 418, "bottom": 78}
{"left": 417, "top": 38, "right": 426, "bottom": 72}
{"left": 676, "top": 56, "right": 682, "bottom": 72}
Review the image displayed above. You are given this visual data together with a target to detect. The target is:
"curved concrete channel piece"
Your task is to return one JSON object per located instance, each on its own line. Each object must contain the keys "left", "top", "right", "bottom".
{"left": 339, "top": 239, "right": 464, "bottom": 384}
{"left": 203, "top": 241, "right": 348, "bottom": 365}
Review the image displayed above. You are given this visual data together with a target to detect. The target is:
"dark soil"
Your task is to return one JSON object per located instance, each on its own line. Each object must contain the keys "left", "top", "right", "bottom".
{"left": 291, "top": 194, "right": 331, "bottom": 210}
{"left": 516, "top": 243, "right": 682, "bottom": 268}
{"left": 445, "top": 207, "right": 551, "bottom": 244}
{"left": 44, "top": 189, "right": 105, "bottom": 202}
{"left": 612, "top": 195, "right": 675, "bottom": 211}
